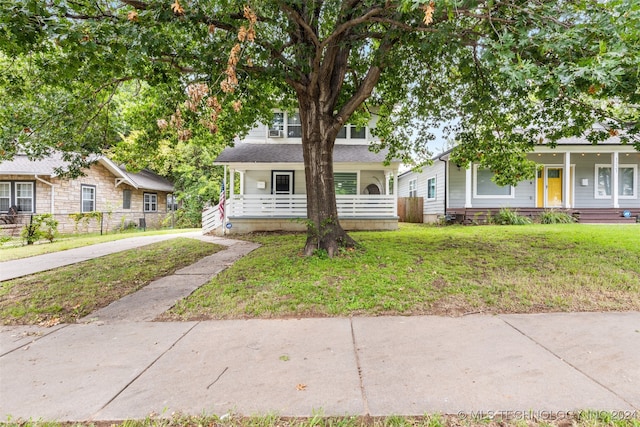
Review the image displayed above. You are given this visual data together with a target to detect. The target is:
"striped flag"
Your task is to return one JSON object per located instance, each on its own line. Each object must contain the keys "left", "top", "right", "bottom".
{"left": 219, "top": 181, "right": 225, "bottom": 222}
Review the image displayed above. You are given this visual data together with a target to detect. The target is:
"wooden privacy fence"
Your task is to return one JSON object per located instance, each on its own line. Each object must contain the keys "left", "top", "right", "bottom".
{"left": 397, "top": 197, "right": 424, "bottom": 223}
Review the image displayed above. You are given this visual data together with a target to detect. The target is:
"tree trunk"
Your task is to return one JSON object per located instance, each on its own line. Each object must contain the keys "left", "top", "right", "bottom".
{"left": 298, "top": 95, "right": 356, "bottom": 257}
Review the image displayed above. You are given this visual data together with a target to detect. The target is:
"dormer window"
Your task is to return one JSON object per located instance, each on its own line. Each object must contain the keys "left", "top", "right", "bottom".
{"left": 269, "top": 112, "right": 284, "bottom": 137}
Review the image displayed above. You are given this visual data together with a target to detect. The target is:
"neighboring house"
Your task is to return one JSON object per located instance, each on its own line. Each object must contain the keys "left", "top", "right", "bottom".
{"left": 212, "top": 111, "right": 401, "bottom": 234}
{"left": 0, "top": 153, "right": 175, "bottom": 234}
{"left": 398, "top": 136, "right": 640, "bottom": 223}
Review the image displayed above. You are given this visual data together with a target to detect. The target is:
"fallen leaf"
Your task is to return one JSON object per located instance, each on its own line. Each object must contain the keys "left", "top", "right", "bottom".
{"left": 296, "top": 383, "right": 307, "bottom": 391}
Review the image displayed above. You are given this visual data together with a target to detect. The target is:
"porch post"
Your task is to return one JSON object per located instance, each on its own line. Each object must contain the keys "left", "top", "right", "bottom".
{"left": 465, "top": 164, "right": 473, "bottom": 208}
{"left": 564, "top": 151, "right": 571, "bottom": 208}
{"left": 239, "top": 171, "right": 245, "bottom": 195}
{"left": 612, "top": 152, "right": 619, "bottom": 208}
{"left": 385, "top": 172, "right": 390, "bottom": 195}
{"left": 229, "top": 168, "right": 235, "bottom": 199}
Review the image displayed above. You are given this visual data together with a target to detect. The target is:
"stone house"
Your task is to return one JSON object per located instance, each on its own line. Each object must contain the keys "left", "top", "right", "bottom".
{"left": 1, "top": 153, "right": 175, "bottom": 235}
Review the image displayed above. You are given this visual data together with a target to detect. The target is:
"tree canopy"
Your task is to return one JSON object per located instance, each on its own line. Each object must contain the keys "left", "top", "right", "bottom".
{"left": 1, "top": 0, "right": 638, "bottom": 252}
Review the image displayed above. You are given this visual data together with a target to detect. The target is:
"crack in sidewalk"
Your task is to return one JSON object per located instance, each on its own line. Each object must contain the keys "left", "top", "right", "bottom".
{"left": 350, "top": 317, "right": 371, "bottom": 416}
{"left": 89, "top": 321, "right": 201, "bottom": 420}
{"left": 499, "top": 316, "right": 638, "bottom": 410}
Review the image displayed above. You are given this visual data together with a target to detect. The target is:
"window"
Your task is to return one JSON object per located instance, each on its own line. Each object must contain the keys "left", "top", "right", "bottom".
{"left": 167, "top": 194, "right": 178, "bottom": 211}
{"left": 123, "top": 189, "right": 132, "bottom": 209}
{"left": 427, "top": 177, "right": 437, "bottom": 200}
{"left": 596, "top": 164, "right": 637, "bottom": 198}
{"left": 350, "top": 125, "right": 366, "bottom": 139}
{"left": 144, "top": 193, "right": 158, "bottom": 212}
{"left": 408, "top": 179, "right": 417, "bottom": 197}
{"left": 269, "top": 112, "right": 284, "bottom": 137}
{"left": 287, "top": 112, "right": 302, "bottom": 137}
{"left": 81, "top": 185, "right": 96, "bottom": 212}
{"left": 15, "top": 182, "right": 34, "bottom": 212}
{"left": 334, "top": 172, "right": 358, "bottom": 195}
{"left": 0, "top": 182, "right": 10, "bottom": 211}
{"left": 336, "top": 126, "right": 347, "bottom": 139}
{"left": 474, "top": 166, "right": 514, "bottom": 198}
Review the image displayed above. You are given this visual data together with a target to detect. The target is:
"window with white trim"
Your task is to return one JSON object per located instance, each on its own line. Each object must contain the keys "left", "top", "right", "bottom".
{"left": 269, "top": 112, "right": 284, "bottom": 137}
{"left": 408, "top": 178, "right": 417, "bottom": 197}
{"left": 81, "top": 185, "right": 96, "bottom": 212}
{"left": 334, "top": 172, "right": 358, "bottom": 195}
{"left": 473, "top": 166, "right": 514, "bottom": 198}
{"left": 123, "top": 189, "right": 132, "bottom": 209}
{"left": 287, "top": 112, "right": 302, "bottom": 137}
{"left": 427, "top": 177, "right": 437, "bottom": 200}
{"left": 595, "top": 164, "right": 637, "bottom": 198}
{"left": 144, "top": 192, "right": 158, "bottom": 212}
{"left": 16, "top": 182, "right": 34, "bottom": 212}
{"left": 167, "top": 194, "right": 178, "bottom": 211}
{"left": 0, "top": 182, "right": 10, "bottom": 211}
{"left": 350, "top": 125, "right": 366, "bottom": 139}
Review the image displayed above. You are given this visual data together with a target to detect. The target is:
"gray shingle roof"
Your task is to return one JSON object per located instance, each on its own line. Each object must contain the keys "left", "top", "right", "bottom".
{"left": 214, "top": 143, "right": 393, "bottom": 164}
{"left": 0, "top": 154, "right": 173, "bottom": 192}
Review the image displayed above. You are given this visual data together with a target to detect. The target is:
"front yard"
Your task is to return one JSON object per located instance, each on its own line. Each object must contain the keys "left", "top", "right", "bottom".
{"left": 163, "top": 223, "right": 640, "bottom": 320}
{"left": 1, "top": 223, "right": 639, "bottom": 325}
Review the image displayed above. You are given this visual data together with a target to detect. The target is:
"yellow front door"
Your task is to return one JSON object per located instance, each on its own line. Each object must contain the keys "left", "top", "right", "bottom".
{"left": 547, "top": 168, "right": 563, "bottom": 207}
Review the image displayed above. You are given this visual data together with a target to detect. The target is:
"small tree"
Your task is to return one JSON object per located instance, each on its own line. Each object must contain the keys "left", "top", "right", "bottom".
{"left": 21, "top": 214, "right": 58, "bottom": 245}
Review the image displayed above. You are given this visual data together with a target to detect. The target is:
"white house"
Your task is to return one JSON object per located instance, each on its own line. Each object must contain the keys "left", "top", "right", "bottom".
{"left": 211, "top": 111, "right": 401, "bottom": 234}
{"left": 398, "top": 136, "right": 640, "bottom": 223}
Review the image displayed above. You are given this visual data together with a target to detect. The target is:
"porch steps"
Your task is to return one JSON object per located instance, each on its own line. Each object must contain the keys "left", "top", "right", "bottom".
{"left": 445, "top": 208, "right": 640, "bottom": 224}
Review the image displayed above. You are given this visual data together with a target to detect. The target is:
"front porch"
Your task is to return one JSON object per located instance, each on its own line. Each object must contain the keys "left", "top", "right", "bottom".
{"left": 217, "top": 194, "right": 398, "bottom": 234}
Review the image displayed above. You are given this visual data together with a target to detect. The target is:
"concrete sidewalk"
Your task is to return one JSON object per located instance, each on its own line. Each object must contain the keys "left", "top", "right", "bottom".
{"left": 0, "top": 231, "right": 216, "bottom": 282}
{"left": 0, "top": 233, "right": 639, "bottom": 422}
{"left": 1, "top": 313, "right": 639, "bottom": 421}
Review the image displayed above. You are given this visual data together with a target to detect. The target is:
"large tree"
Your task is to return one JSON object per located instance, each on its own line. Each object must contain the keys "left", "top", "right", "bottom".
{"left": 1, "top": 0, "right": 638, "bottom": 255}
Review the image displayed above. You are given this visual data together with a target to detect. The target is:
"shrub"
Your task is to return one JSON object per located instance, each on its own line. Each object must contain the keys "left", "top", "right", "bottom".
{"left": 20, "top": 214, "right": 59, "bottom": 245}
{"left": 490, "top": 208, "right": 533, "bottom": 225}
{"left": 539, "top": 210, "right": 577, "bottom": 224}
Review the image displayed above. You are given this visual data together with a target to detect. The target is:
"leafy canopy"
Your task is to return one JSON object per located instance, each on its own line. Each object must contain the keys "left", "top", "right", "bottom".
{"left": 0, "top": 0, "right": 638, "bottom": 185}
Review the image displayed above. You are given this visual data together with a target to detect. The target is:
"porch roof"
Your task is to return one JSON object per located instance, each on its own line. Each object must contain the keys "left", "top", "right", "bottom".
{"left": 214, "top": 143, "right": 397, "bottom": 165}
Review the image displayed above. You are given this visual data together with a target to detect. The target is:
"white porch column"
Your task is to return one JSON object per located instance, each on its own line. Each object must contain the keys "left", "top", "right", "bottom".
{"left": 465, "top": 165, "right": 473, "bottom": 208}
{"left": 564, "top": 151, "right": 571, "bottom": 208}
{"left": 612, "top": 152, "right": 619, "bottom": 208}
{"left": 385, "top": 172, "right": 390, "bottom": 195}
{"left": 239, "top": 170, "right": 245, "bottom": 195}
{"left": 229, "top": 168, "right": 235, "bottom": 198}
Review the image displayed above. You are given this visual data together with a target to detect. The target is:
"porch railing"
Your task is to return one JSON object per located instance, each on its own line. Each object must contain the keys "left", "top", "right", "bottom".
{"left": 227, "top": 194, "right": 396, "bottom": 218}
{"left": 202, "top": 205, "right": 222, "bottom": 234}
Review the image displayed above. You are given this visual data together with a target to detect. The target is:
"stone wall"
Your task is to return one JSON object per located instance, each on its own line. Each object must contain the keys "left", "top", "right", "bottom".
{"left": 1, "top": 163, "right": 172, "bottom": 235}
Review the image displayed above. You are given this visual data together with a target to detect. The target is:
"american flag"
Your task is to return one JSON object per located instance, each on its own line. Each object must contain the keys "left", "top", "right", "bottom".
{"left": 219, "top": 181, "right": 225, "bottom": 222}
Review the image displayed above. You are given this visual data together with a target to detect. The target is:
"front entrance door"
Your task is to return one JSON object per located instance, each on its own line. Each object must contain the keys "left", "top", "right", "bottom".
{"left": 546, "top": 168, "right": 563, "bottom": 207}
{"left": 272, "top": 171, "right": 293, "bottom": 194}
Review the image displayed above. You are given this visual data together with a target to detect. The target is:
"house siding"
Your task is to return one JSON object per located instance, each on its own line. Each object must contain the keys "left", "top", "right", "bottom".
{"left": 1, "top": 163, "right": 172, "bottom": 235}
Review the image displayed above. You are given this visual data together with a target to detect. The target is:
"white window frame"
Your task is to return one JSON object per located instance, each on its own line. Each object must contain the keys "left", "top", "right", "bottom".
{"left": 81, "top": 185, "right": 96, "bottom": 213}
{"left": 473, "top": 165, "right": 515, "bottom": 199}
{"left": 408, "top": 178, "right": 417, "bottom": 197}
{"left": 595, "top": 164, "right": 637, "bottom": 199}
{"left": 15, "top": 182, "right": 35, "bottom": 212}
{"left": 0, "top": 182, "right": 11, "bottom": 212}
{"left": 144, "top": 192, "right": 158, "bottom": 212}
{"left": 427, "top": 177, "right": 437, "bottom": 200}
{"left": 286, "top": 112, "right": 302, "bottom": 138}
{"left": 349, "top": 125, "right": 366, "bottom": 139}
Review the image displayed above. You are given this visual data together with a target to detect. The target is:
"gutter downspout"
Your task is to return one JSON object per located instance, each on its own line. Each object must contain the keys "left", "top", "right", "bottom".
{"left": 34, "top": 175, "right": 55, "bottom": 214}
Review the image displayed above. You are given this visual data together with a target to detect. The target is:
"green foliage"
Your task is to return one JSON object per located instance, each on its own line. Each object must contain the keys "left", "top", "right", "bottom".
{"left": 539, "top": 210, "right": 578, "bottom": 224}
{"left": 490, "top": 209, "right": 533, "bottom": 226}
{"left": 69, "top": 212, "right": 103, "bottom": 233}
{"left": 20, "top": 214, "right": 58, "bottom": 245}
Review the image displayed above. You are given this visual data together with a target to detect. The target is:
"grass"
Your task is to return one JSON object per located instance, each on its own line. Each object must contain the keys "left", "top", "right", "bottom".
{"left": 3, "top": 412, "right": 639, "bottom": 427}
{"left": 0, "top": 238, "right": 222, "bottom": 325}
{"left": 163, "top": 223, "right": 640, "bottom": 320}
{"left": 0, "top": 228, "right": 200, "bottom": 262}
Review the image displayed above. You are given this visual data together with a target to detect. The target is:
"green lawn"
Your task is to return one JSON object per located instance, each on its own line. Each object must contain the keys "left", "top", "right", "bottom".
{"left": 0, "top": 238, "right": 222, "bottom": 325}
{"left": 164, "top": 223, "right": 640, "bottom": 320}
{"left": 0, "top": 228, "right": 200, "bottom": 262}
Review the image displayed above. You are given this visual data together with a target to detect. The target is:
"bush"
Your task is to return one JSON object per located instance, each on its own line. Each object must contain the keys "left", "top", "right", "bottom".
{"left": 490, "top": 208, "right": 533, "bottom": 225}
{"left": 20, "top": 214, "right": 59, "bottom": 245}
{"left": 539, "top": 210, "right": 577, "bottom": 224}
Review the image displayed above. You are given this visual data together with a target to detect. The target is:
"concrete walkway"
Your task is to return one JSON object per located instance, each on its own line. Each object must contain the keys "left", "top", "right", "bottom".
{"left": 1, "top": 234, "right": 639, "bottom": 422}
